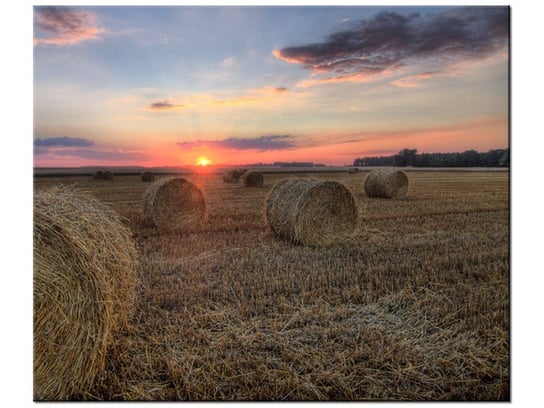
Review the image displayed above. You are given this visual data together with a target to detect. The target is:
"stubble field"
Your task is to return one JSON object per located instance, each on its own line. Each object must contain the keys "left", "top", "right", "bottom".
{"left": 33, "top": 169, "right": 510, "bottom": 401}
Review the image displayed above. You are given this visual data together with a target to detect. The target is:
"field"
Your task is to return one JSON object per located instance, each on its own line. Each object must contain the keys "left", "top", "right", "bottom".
{"left": 33, "top": 169, "right": 510, "bottom": 401}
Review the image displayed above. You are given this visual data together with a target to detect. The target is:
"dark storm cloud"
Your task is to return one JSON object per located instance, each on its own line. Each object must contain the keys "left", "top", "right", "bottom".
{"left": 274, "top": 7, "right": 509, "bottom": 76}
{"left": 177, "top": 135, "right": 295, "bottom": 151}
{"left": 34, "top": 136, "right": 95, "bottom": 147}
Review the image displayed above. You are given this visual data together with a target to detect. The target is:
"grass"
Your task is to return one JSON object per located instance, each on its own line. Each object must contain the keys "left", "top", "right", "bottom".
{"left": 33, "top": 170, "right": 510, "bottom": 401}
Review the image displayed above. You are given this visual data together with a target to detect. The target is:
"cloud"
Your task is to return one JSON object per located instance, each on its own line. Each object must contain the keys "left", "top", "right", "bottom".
{"left": 177, "top": 135, "right": 295, "bottom": 151}
{"left": 149, "top": 101, "right": 186, "bottom": 110}
{"left": 296, "top": 71, "right": 380, "bottom": 88}
{"left": 34, "top": 136, "right": 148, "bottom": 162}
{"left": 389, "top": 71, "right": 442, "bottom": 88}
{"left": 221, "top": 57, "right": 236, "bottom": 68}
{"left": 34, "top": 136, "right": 95, "bottom": 147}
{"left": 52, "top": 148, "right": 148, "bottom": 161}
{"left": 148, "top": 86, "right": 289, "bottom": 111}
{"left": 274, "top": 7, "right": 509, "bottom": 84}
{"left": 34, "top": 6, "right": 104, "bottom": 46}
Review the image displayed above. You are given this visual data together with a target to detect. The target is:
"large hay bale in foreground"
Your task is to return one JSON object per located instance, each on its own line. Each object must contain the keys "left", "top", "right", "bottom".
{"left": 243, "top": 171, "right": 264, "bottom": 187}
{"left": 266, "top": 178, "right": 358, "bottom": 246}
{"left": 34, "top": 186, "right": 138, "bottom": 400}
{"left": 364, "top": 169, "right": 409, "bottom": 199}
{"left": 101, "top": 170, "right": 114, "bottom": 180}
{"left": 142, "top": 176, "right": 207, "bottom": 231}
{"left": 223, "top": 169, "right": 241, "bottom": 183}
{"left": 141, "top": 170, "right": 155, "bottom": 182}
{"left": 93, "top": 170, "right": 103, "bottom": 179}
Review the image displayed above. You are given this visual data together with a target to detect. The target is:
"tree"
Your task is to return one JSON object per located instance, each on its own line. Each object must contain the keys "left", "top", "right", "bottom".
{"left": 461, "top": 149, "right": 479, "bottom": 166}
{"left": 393, "top": 148, "right": 418, "bottom": 166}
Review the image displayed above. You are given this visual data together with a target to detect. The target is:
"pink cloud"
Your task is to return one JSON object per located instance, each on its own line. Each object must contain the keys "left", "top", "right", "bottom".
{"left": 389, "top": 71, "right": 442, "bottom": 88}
{"left": 34, "top": 7, "right": 104, "bottom": 46}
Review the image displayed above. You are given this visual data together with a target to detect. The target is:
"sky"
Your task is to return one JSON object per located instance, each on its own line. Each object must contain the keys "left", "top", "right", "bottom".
{"left": 33, "top": 4, "right": 510, "bottom": 167}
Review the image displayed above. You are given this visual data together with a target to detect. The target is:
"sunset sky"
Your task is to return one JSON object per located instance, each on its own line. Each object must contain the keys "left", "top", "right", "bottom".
{"left": 33, "top": 5, "right": 510, "bottom": 167}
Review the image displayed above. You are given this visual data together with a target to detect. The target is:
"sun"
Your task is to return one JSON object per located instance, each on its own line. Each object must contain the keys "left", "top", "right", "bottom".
{"left": 196, "top": 156, "right": 211, "bottom": 167}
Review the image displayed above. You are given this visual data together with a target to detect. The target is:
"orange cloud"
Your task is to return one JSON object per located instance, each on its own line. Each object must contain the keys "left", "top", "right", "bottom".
{"left": 272, "top": 49, "right": 306, "bottom": 65}
{"left": 147, "top": 86, "right": 289, "bottom": 111}
{"left": 296, "top": 71, "right": 383, "bottom": 88}
{"left": 389, "top": 72, "right": 442, "bottom": 88}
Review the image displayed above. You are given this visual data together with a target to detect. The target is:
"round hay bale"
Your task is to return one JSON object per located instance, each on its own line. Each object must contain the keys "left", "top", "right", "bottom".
{"left": 141, "top": 170, "right": 155, "bottom": 182}
{"left": 223, "top": 169, "right": 240, "bottom": 183}
{"left": 265, "top": 178, "right": 358, "bottom": 246}
{"left": 364, "top": 169, "right": 409, "bottom": 199}
{"left": 142, "top": 176, "right": 207, "bottom": 231}
{"left": 93, "top": 170, "right": 103, "bottom": 180}
{"left": 101, "top": 170, "right": 114, "bottom": 180}
{"left": 243, "top": 171, "right": 264, "bottom": 187}
{"left": 34, "top": 186, "right": 138, "bottom": 400}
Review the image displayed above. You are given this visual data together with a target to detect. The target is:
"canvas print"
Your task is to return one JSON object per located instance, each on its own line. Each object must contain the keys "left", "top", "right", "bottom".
{"left": 33, "top": 5, "right": 510, "bottom": 401}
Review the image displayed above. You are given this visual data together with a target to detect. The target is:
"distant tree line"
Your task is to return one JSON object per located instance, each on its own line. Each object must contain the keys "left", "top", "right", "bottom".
{"left": 353, "top": 148, "right": 509, "bottom": 167}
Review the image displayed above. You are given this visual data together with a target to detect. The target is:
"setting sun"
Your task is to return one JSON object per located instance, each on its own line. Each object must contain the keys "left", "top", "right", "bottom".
{"left": 196, "top": 156, "right": 211, "bottom": 167}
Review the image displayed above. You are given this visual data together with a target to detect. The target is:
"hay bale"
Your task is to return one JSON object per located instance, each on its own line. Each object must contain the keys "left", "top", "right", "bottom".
{"left": 265, "top": 178, "right": 358, "bottom": 246}
{"left": 243, "top": 171, "right": 264, "bottom": 187}
{"left": 101, "top": 170, "right": 114, "bottom": 180}
{"left": 93, "top": 170, "right": 103, "bottom": 179}
{"left": 222, "top": 169, "right": 241, "bottom": 183}
{"left": 364, "top": 169, "right": 409, "bottom": 199}
{"left": 34, "top": 186, "right": 138, "bottom": 400}
{"left": 141, "top": 171, "right": 155, "bottom": 182}
{"left": 142, "top": 176, "right": 207, "bottom": 231}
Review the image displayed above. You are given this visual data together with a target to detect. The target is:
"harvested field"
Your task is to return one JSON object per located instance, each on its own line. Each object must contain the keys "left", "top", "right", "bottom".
{"left": 33, "top": 169, "right": 510, "bottom": 401}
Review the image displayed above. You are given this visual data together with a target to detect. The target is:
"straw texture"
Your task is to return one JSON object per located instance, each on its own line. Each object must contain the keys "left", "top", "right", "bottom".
{"left": 141, "top": 171, "right": 155, "bottom": 182}
{"left": 33, "top": 186, "right": 138, "bottom": 400}
{"left": 364, "top": 169, "right": 409, "bottom": 199}
{"left": 266, "top": 178, "right": 358, "bottom": 246}
{"left": 243, "top": 171, "right": 264, "bottom": 187}
{"left": 101, "top": 170, "right": 114, "bottom": 180}
{"left": 142, "top": 176, "right": 207, "bottom": 231}
{"left": 223, "top": 170, "right": 241, "bottom": 183}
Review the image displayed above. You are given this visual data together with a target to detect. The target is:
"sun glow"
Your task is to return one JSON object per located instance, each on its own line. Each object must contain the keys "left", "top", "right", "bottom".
{"left": 196, "top": 156, "right": 211, "bottom": 167}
